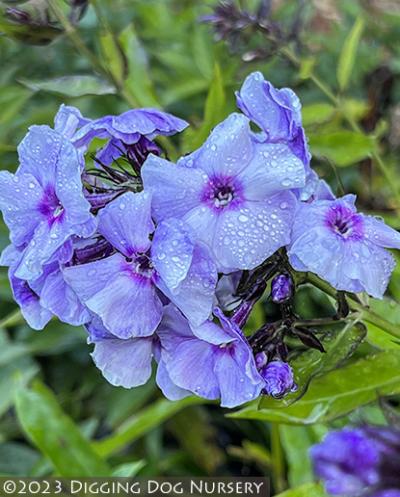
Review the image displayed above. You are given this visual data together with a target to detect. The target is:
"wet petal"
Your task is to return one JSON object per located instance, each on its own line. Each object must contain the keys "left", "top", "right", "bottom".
{"left": 156, "top": 359, "right": 191, "bottom": 401}
{"left": 158, "top": 243, "right": 217, "bottom": 326}
{"left": 98, "top": 191, "right": 153, "bottom": 256}
{"left": 151, "top": 218, "right": 194, "bottom": 290}
{"left": 238, "top": 142, "right": 305, "bottom": 199}
{"left": 363, "top": 215, "right": 400, "bottom": 249}
{"left": 194, "top": 113, "right": 253, "bottom": 178}
{"left": 88, "top": 318, "right": 154, "bottom": 388}
{"left": 0, "top": 171, "right": 43, "bottom": 246}
{"left": 213, "top": 192, "right": 297, "bottom": 270}
{"left": 64, "top": 253, "right": 162, "bottom": 338}
{"left": 142, "top": 154, "right": 207, "bottom": 222}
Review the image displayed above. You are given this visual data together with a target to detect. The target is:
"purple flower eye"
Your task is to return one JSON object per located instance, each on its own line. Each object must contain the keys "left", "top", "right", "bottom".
{"left": 325, "top": 203, "right": 363, "bottom": 240}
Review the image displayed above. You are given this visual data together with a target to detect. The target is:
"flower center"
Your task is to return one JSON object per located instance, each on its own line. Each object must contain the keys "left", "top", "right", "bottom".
{"left": 38, "top": 185, "right": 64, "bottom": 224}
{"left": 201, "top": 175, "right": 243, "bottom": 211}
{"left": 133, "top": 254, "right": 154, "bottom": 278}
{"left": 215, "top": 186, "right": 234, "bottom": 207}
{"left": 325, "top": 204, "right": 363, "bottom": 240}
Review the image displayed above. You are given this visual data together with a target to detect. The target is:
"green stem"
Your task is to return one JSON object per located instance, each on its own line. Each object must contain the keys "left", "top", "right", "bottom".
{"left": 0, "top": 309, "right": 23, "bottom": 328}
{"left": 280, "top": 47, "right": 400, "bottom": 205}
{"left": 306, "top": 272, "right": 400, "bottom": 340}
{"left": 271, "top": 423, "right": 286, "bottom": 494}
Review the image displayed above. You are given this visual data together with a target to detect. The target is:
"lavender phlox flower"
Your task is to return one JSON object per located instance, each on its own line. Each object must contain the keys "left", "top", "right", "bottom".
{"left": 236, "top": 71, "right": 311, "bottom": 167}
{"left": 288, "top": 194, "right": 400, "bottom": 298}
{"left": 158, "top": 305, "right": 264, "bottom": 407}
{"left": 63, "top": 191, "right": 217, "bottom": 339}
{"left": 142, "top": 112, "right": 305, "bottom": 271}
{"left": 0, "top": 125, "right": 96, "bottom": 280}
{"left": 63, "top": 107, "right": 187, "bottom": 162}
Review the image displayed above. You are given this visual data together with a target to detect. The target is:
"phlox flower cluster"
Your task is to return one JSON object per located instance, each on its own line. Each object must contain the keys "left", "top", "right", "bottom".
{"left": 1, "top": 72, "right": 400, "bottom": 408}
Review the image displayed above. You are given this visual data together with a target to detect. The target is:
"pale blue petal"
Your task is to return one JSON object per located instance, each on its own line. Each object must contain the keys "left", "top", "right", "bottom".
{"left": 98, "top": 191, "right": 153, "bottom": 256}
{"left": 238, "top": 142, "right": 305, "bottom": 199}
{"left": 363, "top": 215, "right": 400, "bottom": 249}
{"left": 0, "top": 171, "right": 43, "bottom": 246}
{"left": 64, "top": 253, "right": 162, "bottom": 338}
{"left": 142, "top": 154, "right": 207, "bottom": 222}
{"left": 151, "top": 218, "right": 194, "bottom": 290}
{"left": 193, "top": 113, "right": 253, "bottom": 178}
{"left": 212, "top": 192, "right": 297, "bottom": 270}
{"left": 158, "top": 243, "right": 217, "bottom": 326}
{"left": 88, "top": 318, "right": 154, "bottom": 388}
{"left": 156, "top": 360, "right": 191, "bottom": 401}
{"left": 40, "top": 267, "right": 90, "bottom": 326}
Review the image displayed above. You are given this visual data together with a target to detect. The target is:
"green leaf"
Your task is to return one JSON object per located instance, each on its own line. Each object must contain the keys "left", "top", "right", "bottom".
{"left": 279, "top": 426, "right": 317, "bottom": 486}
{"left": 182, "top": 63, "right": 226, "bottom": 152}
{"left": 260, "top": 322, "right": 366, "bottom": 408}
{"left": 337, "top": 17, "right": 365, "bottom": 91}
{"left": 231, "top": 351, "right": 400, "bottom": 424}
{"left": 119, "top": 24, "right": 160, "bottom": 107}
{"left": 302, "top": 103, "right": 336, "bottom": 126}
{"left": 19, "top": 76, "right": 116, "bottom": 97}
{"left": 15, "top": 381, "right": 111, "bottom": 476}
{"left": 0, "top": 443, "right": 40, "bottom": 477}
{"left": 99, "top": 30, "right": 127, "bottom": 85}
{"left": 94, "top": 396, "right": 205, "bottom": 457}
{"left": 112, "top": 460, "right": 146, "bottom": 477}
{"left": 308, "top": 130, "right": 376, "bottom": 166}
{"left": 275, "top": 482, "right": 327, "bottom": 497}
{"left": 366, "top": 299, "right": 400, "bottom": 350}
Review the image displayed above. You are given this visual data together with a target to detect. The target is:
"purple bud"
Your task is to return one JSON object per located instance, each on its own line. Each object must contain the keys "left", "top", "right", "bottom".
{"left": 271, "top": 273, "right": 293, "bottom": 304}
{"left": 259, "top": 360, "right": 296, "bottom": 398}
{"left": 255, "top": 352, "right": 268, "bottom": 369}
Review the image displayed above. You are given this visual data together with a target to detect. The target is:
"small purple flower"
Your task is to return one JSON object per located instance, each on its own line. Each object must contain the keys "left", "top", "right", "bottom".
{"left": 288, "top": 195, "right": 400, "bottom": 298}
{"left": 271, "top": 273, "right": 293, "bottom": 304}
{"left": 86, "top": 315, "right": 189, "bottom": 398}
{"left": 158, "top": 305, "right": 264, "bottom": 407}
{"left": 63, "top": 191, "right": 217, "bottom": 338}
{"left": 142, "top": 112, "right": 305, "bottom": 271}
{"left": 236, "top": 71, "right": 311, "bottom": 168}
{"left": 259, "top": 360, "right": 296, "bottom": 398}
{"left": 66, "top": 106, "right": 188, "bottom": 162}
{"left": 0, "top": 125, "right": 96, "bottom": 280}
{"left": 310, "top": 427, "right": 400, "bottom": 497}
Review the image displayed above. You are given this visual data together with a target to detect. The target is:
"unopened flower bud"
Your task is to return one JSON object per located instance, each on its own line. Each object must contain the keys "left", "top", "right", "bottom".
{"left": 271, "top": 273, "right": 293, "bottom": 304}
{"left": 259, "top": 360, "right": 296, "bottom": 398}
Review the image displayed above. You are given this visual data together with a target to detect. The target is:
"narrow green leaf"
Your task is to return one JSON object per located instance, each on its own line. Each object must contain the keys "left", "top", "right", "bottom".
{"left": 99, "top": 30, "right": 127, "bottom": 85}
{"left": 275, "top": 482, "right": 327, "bottom": 497}
{"left": 119, "top": 24, "right": 160, "bottom": 107}
{"left": 15, "top": 381, "right": 111, "bottom": 476}
{"left": 112, "top": 460, "right": 146, "bottom": 477}
{"left": 231, "top": 351, "right": 400, "bottom": 424}
{"left": 309, "top": 130, "right": 376, "bottom": 166}
{"left": 337, "top": 17, "right": 365, "bottom": 91}
{"left": 19, "top": 76, "right": 116, "bottom": 97}
{"left": 279, "top": 426, "right": 315, "bottom": 487}
{"left": 94, "top": 396, "right": 205, "bottom": 457}
{"left": 366, "top": 299, "right": 400, "bottom": 350}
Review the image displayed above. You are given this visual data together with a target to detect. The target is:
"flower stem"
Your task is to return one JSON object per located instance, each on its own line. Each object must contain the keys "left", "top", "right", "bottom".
{"left": 306, "top": 272, "right": 400, "bottom": 340}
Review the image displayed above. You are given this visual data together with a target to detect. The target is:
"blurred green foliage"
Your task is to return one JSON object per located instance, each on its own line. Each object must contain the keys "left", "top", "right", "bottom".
{"left": 1, "top": 0, "right": 400, "bottom": 495}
